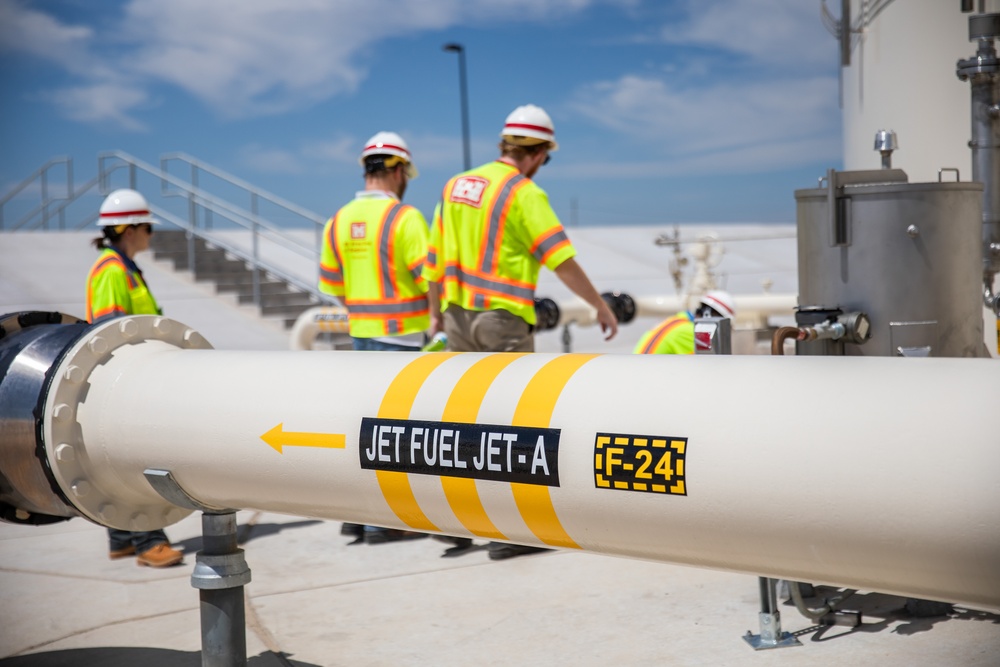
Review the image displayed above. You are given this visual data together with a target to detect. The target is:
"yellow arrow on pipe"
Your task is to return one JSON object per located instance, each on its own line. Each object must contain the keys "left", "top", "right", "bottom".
{"left": 260, "top": 423, "right": 346, "bottom": 454}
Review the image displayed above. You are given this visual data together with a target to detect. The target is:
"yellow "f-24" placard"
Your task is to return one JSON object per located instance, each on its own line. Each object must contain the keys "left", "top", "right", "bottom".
{"left": 594, "top": 432, "right": 687, "bottom": 496}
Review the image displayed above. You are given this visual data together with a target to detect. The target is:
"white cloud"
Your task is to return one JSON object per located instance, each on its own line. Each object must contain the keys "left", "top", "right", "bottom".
{"left": 557, "top": 135, "right": 839, "bottom": 179}
{"left": 42, "top": 82, "right": 150, "bottom": 132}
{"left": 562, "top": 0, "right": 841, "bottom": 177}
{"left": 118, "top": 0, "right": 616, "bottom": 118}
{"left": 2, "top": 0, "right": 619, "bottom": 126}
{"left": 1, "top": 1, "right": 149, "bottom": 128}
{"left": 300, "top": 135, "right": 360, "bottom": 165}
{"left": 659, "top": 0, "right": 837, "bottom": 69}
{"left": 236, "top": 144, "right": 306, "bottom": 174}
{"left": 567, "top": 73, "right": 839, "bottom": 175}
{"left": 3, "top": 0, "right": 835, "bottom": 157}
{"left": 254, "top": 130, "right": 474, "bottom": 177}
{"left": 0, "top": 0, "right": 92, "bottom": 66}
{"left": 573, "top": 74, "right": 838, "bottom": 153}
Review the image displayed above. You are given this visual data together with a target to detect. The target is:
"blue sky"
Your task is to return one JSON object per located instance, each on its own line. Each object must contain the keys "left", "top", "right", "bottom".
{"left": 0, "top": 0, "right": 842, "bottom": 227}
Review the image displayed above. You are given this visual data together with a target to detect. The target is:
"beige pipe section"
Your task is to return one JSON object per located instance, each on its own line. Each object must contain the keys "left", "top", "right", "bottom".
{"left": 556, "top": 293, "right": 797, "bottom": 327}
{"left": 43, "top": 316, "right": 1000, "bottom": 612}
{"left": 635, "top": 293, "right": 797, "bottom": 318}
{"left": 289, "top": 296, "right": 797, "bottom": 349}
{"left": 288, "top": 306, "right": 350, "bottom": 351}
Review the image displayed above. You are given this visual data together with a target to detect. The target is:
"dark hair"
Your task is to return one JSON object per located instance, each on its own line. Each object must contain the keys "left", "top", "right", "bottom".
{"left": 364, "top": 155, "right": 408, "bottom": 176}
{"left": 91, "top": 226, "right": 125, "bottom": 250}
{"left": 499, "top": 140, "right": 547, "bottom": 160}
{"left": 363, "top": 155, "right": 387, "bottom": 175}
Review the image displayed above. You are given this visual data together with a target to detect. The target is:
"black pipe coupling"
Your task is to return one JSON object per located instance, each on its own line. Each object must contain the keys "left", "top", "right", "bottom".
{"left": 533, "top": 297, "right": 561, "bottom": 332}
{"left": 601, "top": 291, "right": 636, "bottom": 324}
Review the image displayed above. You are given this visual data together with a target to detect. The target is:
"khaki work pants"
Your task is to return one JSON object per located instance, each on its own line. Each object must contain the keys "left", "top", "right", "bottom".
{"left": 443, "top": 305, "right": 534, "bottom": 352}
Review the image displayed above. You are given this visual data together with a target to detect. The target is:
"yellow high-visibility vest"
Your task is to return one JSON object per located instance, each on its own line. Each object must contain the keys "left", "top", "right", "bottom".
{"left": 634, "top": 312, "right": 695, "bottom": 354}
{"left": 422, "top": 161, "right": 575, "bottom": 325}
{"left": 319, "top": 193, "right": 430, "bottom": 338}
{"left": 85, "top": 248, "right": 161, "bottom": 322}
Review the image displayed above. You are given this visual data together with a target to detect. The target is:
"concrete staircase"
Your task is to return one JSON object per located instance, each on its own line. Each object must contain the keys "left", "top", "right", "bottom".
{"left": 152, "top": 230, "right": 321, "bottom": 328}
{"left": 4, "top": 151, "right": 334, "bottom": 331}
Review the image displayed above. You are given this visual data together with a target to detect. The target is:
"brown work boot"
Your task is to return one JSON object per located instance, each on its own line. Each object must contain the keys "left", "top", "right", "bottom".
{"left": 136, "top": 543, "right": 184, "bottom": 568}
{"left": 109, "top": 545, "right": 136, "bottom": 560}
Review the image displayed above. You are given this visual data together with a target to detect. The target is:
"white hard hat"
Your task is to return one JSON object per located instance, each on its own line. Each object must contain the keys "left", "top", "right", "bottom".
{"left": 500, "top": 104, "right": 558, "bottom": 151}
{"left": 700, "top": 290, "right": 736, "bottom": 319}
{"left": 98, "top": 189, "right": 158, "bottom": 227}
{"left": 359, "top": 131, "right": 418, "bottom": 178}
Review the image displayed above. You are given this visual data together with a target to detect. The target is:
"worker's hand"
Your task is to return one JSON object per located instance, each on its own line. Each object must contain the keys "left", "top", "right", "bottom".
{"left": 428, "top": 311, "right": 444, "bottom": 337}
{"left": 595, "top": 300, "right": 618, "bottom": 341}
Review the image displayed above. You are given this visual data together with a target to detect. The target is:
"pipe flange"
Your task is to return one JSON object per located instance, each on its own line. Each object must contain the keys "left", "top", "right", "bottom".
{"left": 42, "top": 315, "right": 212, "bottom": 530}
{"left": 957, "top": 54, "right": 1000, "bottom": 81}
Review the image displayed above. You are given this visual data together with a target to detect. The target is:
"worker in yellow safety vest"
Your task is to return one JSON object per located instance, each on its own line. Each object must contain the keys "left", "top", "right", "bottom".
{"left": 86, "top": 190, "right": 163, "bottom": 323}
{"left": 424, "top": 104, "right": 617, "bottom": 354}
{"left": 634, "top": 290, "right": 736, "bottom": 354}
{"left": 319, "top": 132, "right": 432, "bottom": 546}
{"left": 424, "top": 103, "right": 617, "bottom": 562}
{"left": 319, "top": 131, "right": 431, "bottom": 352}
{"left": 85, "top": 188, "right": 184, "bottom": 569}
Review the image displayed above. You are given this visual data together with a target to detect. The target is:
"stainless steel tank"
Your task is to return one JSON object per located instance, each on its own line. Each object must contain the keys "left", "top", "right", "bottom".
{"left": 795, "top": 169, "right": 984, "bottom": 357}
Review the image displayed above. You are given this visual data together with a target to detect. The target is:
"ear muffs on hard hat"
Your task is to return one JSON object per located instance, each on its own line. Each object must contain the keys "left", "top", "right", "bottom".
{"left": 359, "top": 131, "right": 418, "bottom": 178}
{"left": 500, "top": 104, "right": 558, "bottom": 151}
{"left": 97, "top": 189, "right": 158, "bottom": 227}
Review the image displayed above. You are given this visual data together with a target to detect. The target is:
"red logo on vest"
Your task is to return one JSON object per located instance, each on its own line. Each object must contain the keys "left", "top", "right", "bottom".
{"left": 450, "top": 176, "right": 489, "bottom": 207}
{"left": 351, "top": 222, "right": 366, "bottom": 239}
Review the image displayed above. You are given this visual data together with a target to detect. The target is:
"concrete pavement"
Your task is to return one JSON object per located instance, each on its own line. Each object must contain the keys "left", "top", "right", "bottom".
{"left": 2, "top": 511, "right": 998, "bottom": 666}
{"left": 2, "top": 229, "right": 998, "bottom": 665}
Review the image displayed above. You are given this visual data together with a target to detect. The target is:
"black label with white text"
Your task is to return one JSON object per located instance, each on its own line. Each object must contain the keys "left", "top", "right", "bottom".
{"left": 359, "top": 417, "right": 560, "bottom": 487}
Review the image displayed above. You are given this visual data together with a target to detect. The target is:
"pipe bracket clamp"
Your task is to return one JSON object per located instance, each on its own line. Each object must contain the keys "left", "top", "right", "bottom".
{"left": 144, "top": 469, "right": 231, "bottom": 514}
{"left": 191, "top": 551, "right": 252, "bottom": 590}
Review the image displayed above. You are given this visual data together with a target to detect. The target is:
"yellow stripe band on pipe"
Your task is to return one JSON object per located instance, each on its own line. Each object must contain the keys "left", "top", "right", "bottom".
{"left": 374, "top": 352, "right": 459, "bottom": 530}
{"left": 510, "top": 354, "right": 600, "bottom": 548}
{"left": 439, "top": 353, "right": 526, "bottom": 539}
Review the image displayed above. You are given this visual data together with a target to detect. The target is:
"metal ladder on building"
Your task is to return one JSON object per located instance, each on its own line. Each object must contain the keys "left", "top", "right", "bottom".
{"left": 0, "top": 152, "right": 335, "bottom": 328}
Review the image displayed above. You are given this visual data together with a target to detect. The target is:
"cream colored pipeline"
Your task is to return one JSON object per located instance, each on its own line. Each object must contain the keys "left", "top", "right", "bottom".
{"left": 289, "top": 295, "right": 797, "bottom": 350}
{"left": 556, "top": 293, "right": 797, "bottom": 326}
{"left": 288, "top": 306, "right": 350, "bottom": 350}
{"left": 43, "top": 316, "right": 1000, "bottom": 611}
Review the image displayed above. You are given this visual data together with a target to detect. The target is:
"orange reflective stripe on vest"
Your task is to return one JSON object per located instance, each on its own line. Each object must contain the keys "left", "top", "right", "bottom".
{"left": 443, "top": 264, "right": 535, "bottom": 308}
{"left": 320, "top": 197, "right": 430, "bottom": 337}
{"left": 377, "top": 203, "right": 405, "bottom": 299}
{"left": 85, "top": 249, "right": 159, "bottom": 323}
{"left": 638, "top": 313, "right": 693, "bottom": 355}
{"left": 319, "top": 211, "right": 345, "bottom": 290}
{"left": 425, "top": 161, "right": 576, "bottom": 325}
{"left": 477, "top": 170, "right": 527, "bottom": 274}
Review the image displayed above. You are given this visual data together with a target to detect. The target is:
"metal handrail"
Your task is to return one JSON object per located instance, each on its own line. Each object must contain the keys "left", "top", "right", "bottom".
{"left": 8, "top": 174, "right": 103, "bottom": 232}
{"left": 3, "top": 150, "right": 333, "bottom": 316}
{"left": 0, "top": 157, "right": 74, "bottom": 230}
{"left": 100, "top": 151, "right": 317, "bottom": 253}
{"left": 149, "top": 204, "right": 323, "bottom": 298}
{"left": 159, "top": 152, "right": 327, "bottom": 264}
{"left": 97, "top": 150, "right": 333, "bottom": 307}
{"left": 160, "top": 152, "right": 325, "bottom": 226}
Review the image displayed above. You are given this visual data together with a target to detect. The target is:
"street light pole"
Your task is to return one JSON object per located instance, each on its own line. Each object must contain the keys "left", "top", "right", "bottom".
{"left": 443, "top": 43, "right": 471, "bottom": 171}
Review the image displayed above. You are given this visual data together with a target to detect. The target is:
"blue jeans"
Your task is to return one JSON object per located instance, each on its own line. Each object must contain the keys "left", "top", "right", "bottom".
{"left": 353, "top": 335, "right": 420, "bottom": 536}
{"left": 108, "top": 528, "right": 169, "bottom": 554}
{"left": 352, "top": 337, "right": 421, "bottom": 351}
